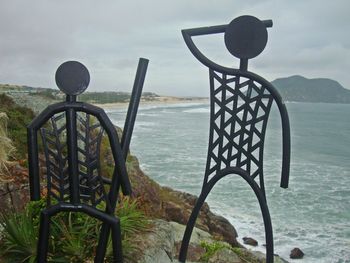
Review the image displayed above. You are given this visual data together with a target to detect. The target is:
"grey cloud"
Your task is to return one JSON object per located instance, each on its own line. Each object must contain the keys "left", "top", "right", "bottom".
{"left": 0, "top": 0, "right": 349, "bottom": 95}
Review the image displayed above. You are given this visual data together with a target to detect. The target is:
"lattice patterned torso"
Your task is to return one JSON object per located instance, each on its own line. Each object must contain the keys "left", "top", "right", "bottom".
{"left": 40, "top": 112, "right": 109, "bottom": 208}
{"left": 204, "top": 70, "right": 274, "bottom": 191}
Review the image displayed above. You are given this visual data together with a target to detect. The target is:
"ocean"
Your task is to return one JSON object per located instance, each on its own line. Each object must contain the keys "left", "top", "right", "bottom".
{"left": 106, "top": 101, "right": 350, "bottom": 263}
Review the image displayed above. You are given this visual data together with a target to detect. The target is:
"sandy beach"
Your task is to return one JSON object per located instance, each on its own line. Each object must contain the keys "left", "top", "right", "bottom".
{"left": 94, "top": 96, "right": 209, "bottom": 109}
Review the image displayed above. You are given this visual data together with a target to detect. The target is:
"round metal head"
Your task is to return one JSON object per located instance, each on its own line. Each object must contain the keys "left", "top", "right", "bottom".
{"left": 55, "top": 61, "right": 90, "bottom": 96}
{"left": 224, "top": 15, "right": 268, "bottom": 60}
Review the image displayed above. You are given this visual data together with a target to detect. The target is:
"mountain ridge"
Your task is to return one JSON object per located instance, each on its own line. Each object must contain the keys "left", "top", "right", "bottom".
{"left": 271, "top": 75, "right": 350, "bottom": 103}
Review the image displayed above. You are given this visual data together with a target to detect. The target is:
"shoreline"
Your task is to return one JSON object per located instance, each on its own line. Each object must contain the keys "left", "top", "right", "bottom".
{"left": 94, "top": 96, "right": 209, "bottom": 109}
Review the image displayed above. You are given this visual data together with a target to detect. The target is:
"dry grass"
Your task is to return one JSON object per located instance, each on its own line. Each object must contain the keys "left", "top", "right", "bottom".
{"left": 0, "top": 112, "right": 15, "bottom": 180}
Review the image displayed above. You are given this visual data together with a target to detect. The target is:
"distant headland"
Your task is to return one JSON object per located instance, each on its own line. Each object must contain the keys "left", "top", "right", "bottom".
{"left": 1, "top": 75, "right": 349, "bottom": 110}
{"left": 272, "top": 75, "right": 350, "bottom": 104}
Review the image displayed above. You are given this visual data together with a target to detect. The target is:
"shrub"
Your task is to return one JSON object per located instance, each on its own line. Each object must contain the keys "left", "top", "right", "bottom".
{"left": 0, "top": 112, "right": 15, "bottom": 177}
{"left": 0, "top": 198, "right": 149, "bottom": 262}
{"left": 200, "top": 240, "right": 231, "bottom": 262}
{"left": 0, "top": 203, "right": 40, "bottom": 262}
{"left": 0, "top": 94, "right": 35, "bottom": 160}
{"left": 200, "top": 240, "right": 262, "bottom": 263}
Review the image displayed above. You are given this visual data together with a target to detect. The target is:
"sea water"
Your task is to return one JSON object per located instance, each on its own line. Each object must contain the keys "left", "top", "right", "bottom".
{"left": 107, "top": 102, "right": 350, "bottom": 263}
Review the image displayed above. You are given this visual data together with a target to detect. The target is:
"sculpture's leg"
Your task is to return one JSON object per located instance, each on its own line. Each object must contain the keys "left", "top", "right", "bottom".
{"left": 94, "top": 224, "right": 110, "bottom": 262}
{"left": 250, "top": 181, "right": 273, "bottom": 263}
{"left": 179, "top": 169, "right": 274, "bottom": 263}
{"left": 111, "top": 219, "right": 123, "bottom": 263}
{"left": 94, "top": 218, "right": 122, "bottom": 263}
{"left": 178, "top": 190, "right": 209, "bottom": 262}
{"left": 37, "top": 210, "right": 51, "bottom": 263}
{"left": 230, "top": 174, "right": 274, "bottom": 262}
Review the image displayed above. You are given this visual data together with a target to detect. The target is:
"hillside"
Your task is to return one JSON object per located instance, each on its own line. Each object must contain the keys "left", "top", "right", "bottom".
{"left": 0, "top": 84, "right": 207, "bottom": 113}
{"left": 0, "top": 84, "right": 159, "bottom": 101}
{"left": 272, "top": 75, "right": 350, "bottom": 103}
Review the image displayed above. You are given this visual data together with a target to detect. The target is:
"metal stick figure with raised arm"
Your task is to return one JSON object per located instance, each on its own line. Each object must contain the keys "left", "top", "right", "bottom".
{"left": 178, "top": 15, "right": 291, "bottom": 263}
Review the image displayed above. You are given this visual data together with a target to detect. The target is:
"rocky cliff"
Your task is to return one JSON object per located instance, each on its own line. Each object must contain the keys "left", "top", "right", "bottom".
{"left": 0, "top": 155, "right": 288, "bottom": 263}
{"left": 0, "top": 93, "right": 288, "bottom": 262}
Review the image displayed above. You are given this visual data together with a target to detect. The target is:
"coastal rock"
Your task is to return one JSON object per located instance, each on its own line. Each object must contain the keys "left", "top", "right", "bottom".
{"left": 290, "top": 247, "right": 304, "bottom": 259}
{"left": 170, "top": 221, "right": 212, "bottom": 244}
{"left": 0, "top": 95, "right": 290, "bottom": 263}
{"left": 163, "top": 200, "right": 190, "bottom": 225}
{"left": 208, "top": 248, "right": 242, "bottom": 263}
{"left": 136, "top": 219, "right": 216, "bottom": 263}
{"left": 172, "top": 221, "right": 212, "bottom": 262}
{"left": 136, "top": 220, "right": 175, "bottom": 263}
{"left": 207, "top": 213, "right": 238, "bottom": 246}
{"left": 174, "top": 242, "right": 205, "bottom": 262}
{"left": 243, "top": 236, "right": 258, "bottom": 246}
{"left": 138, "top": 220, "right": 247, "bottom": 263}
{"left": 0, "top": 164, "right": 30, "bottom": 212}
{"left": 126, "top": 155, "right": 240, "bottom": 247}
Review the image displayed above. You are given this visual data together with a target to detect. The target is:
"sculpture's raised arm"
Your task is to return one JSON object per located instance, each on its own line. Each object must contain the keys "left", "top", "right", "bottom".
{"left": 182, "top": 17, "right": 273, "bottom": 73}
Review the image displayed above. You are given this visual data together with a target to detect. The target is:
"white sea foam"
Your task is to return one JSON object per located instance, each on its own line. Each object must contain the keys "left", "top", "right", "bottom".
{"left": 138, "top": 102, "right": 208, "bottom": 111}
{"left": 105, "top": 108, "right": 128, "bottom": 114}
{"left": 137, "top": 112, "right": 161, "bottom": 117}
{"left": 183, "top": 107, "right": 210, "bottom": 113}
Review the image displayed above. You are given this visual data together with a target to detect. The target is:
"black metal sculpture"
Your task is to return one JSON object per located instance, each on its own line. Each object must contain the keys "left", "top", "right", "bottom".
{"left": 27, "top": 58, "right": 148, "bottom": 262}
{"left": 178, "top": 16, "right": 291, "bottom": 263}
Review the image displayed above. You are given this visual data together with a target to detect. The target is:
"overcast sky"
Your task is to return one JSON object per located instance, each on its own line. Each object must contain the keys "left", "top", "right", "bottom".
{"left": 0, "top": 0, "right": 349, "bottom": 96}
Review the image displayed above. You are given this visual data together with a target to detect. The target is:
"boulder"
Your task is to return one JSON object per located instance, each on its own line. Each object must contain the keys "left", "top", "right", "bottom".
{"left": 290, "top": 247, "right": 304, "bottom": 259}
{"left": 174, "top": 242, "right": 205, "bottom": 262}
{"left": 243, "top": 236, "right": 258, "bottom": 246}
{"left": 137, "top": 220, "right": 253, "bottom": 263}
{"left": 206, "top": 213, "right": 238, "bottom": 246}
{"left": 249, "top": 250, "right": 288, "bottom": 263}
{"left": 172, "top": 221, "right": 212, "bottom": 262}
{"left": 135, "top": 220, "right": 175, "bottom": 263}
{"left": 208, "top": 248, "right": 242, "bottom": 263}
{"left": 136, "top": 219, "right": 214, "bottom": 263}
{"left": 170, "top": 221, "right": 212, "bottom": 244}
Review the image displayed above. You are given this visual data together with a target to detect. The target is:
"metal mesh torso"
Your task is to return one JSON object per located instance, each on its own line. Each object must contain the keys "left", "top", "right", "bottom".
{"left": 204, "top": 70, "right": 273, "bottom": 191}
{"left": 40, "top": 112, "right": 109, "bottom": 208}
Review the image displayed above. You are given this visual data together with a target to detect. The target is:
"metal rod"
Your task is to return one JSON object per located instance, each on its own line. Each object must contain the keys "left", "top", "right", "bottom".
{"left": 239, "top": 59, "right": 248, "bottom": 71}
{"left": 121, "top": 57, "right": 149, "bottom": 157}
{"left": 95, "top": 58, "right": 149, "bottom": 262}
{"left": 27, "top": 128, "right": 40, "bottom": 200}
{"left": 183, "top": 19, "right": 273, "bottom": 38}
{"left": 66, "top": 106, "right": 79, "bottom": 204}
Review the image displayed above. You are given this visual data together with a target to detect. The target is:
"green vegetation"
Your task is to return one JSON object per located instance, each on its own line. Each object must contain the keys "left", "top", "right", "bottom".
{"left": 80, "top": 91, "right": 131, "bottom": 103}
{"left": 117, "top": 197, "right": 148, "bottom": 236}
{"left": 79, "top": 91, "right": 159, "bottom": 104}
{"left": 200, "top": 240, "right": 263, "bottom": 263}
{"left": 0, "top": 94, "right": 35, "bottom": 160}
{"left": 0, "top": 199, "right": 45, "bottom": 263}
{"left": 0, "top": 198, "right": 149, "bottom": 262}
{"left": 1, "top": 83, "right": 160, "bottom": 105}
{"left": 0, "top": 113, "right": 15, "bottom": 177}
{"left": 200, "top": 240, "right": 231, "bottom": 262}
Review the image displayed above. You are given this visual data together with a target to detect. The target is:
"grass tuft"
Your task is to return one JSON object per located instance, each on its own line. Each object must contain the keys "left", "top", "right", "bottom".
{"left": 0, "top": 198, "right": 149, "bottom": 262}
{"left": 0, "top": 112, "right": 15, "bottom": 178}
